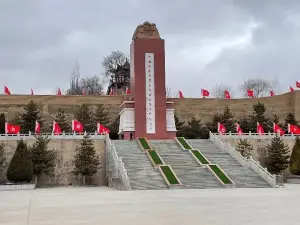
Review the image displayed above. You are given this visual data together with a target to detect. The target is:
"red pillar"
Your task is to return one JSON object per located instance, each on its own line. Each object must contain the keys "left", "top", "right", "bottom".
{"left": 130, "top": 38, "right": 174, "bottom": 139}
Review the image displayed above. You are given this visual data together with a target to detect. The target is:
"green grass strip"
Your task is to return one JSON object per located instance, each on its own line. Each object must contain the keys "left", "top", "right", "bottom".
{"left": 160, "top": 166, "right": 180, "bottom": 185}
{"left": 177, "top": 137, "right": 192, "bottom": 149}
{"left": 209, "top": 165, "right": 232, "bottom": 184}
{"left": 138, "top": 137, "right": 151, "bottom": 150}
{"left": 148, "top": 150, "right": 163, "bottom": 165}
{"left": 191, "top": 150, "right": 210, "bottom": 164}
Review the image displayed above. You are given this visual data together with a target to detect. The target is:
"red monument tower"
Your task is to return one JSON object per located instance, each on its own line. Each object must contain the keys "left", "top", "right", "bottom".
{"left": 119, "top": 21, "right": 176, "bottom": 140}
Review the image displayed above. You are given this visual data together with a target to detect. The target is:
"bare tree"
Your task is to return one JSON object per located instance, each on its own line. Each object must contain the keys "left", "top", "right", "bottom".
{"left": 66, "top": 61, "right": 82, "bottom": 95}
{"left": 211, "top": 84, "right": 233, "bottom": 98}
{"left": 240, "top": 78, "right": 275, "bottom": 97}
{"left": 102, "top": 51, "right": 127, "bottom": 79}
{"left": 80, "top": 75, "right": 104, "bottom": 95}
{"left": 269, "top": 77, "right": 278, "bottom": 92}
{"left": 66, "top": 61, "right": 104, "bottom": 95}
{"left": 166, "top": 86, "right": 173, "bottom": 98}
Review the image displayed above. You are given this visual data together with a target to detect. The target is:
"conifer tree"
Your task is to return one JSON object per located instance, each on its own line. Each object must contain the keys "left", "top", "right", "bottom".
{"left": 20, "top": 100, "right": 44, "bottom": 134}
{"left": 0, "top": 143, "right": 6, "bottom": 184}
{"left": 265, "top": 134, "right": 290, "bottom": 174}
{"left": 0, "top": 143, "right": 5, "bottom": 169}
{"left": 272, "top": 114, "right": 285, "bottom": 133}
{"left": 184, "top": 117, "right": 204, "bottom": 139}
{"left": 237, "top": 117, "right": 251, "bottom": 133}
{"left": 249, "top": 101, "right": 271, "bottom": 133}
{"left": 108, "top": 116, "right": 120, "bottom": 139}
{"left": 236, "top": 139, "right": 253, "bottom": 158}
{"left": 31, "top": 136, "right": 56, "bottom": 184}
{"left": 74, "top": 104, "right": 95, "bottom": 132}
{"left": 94, "top": 104, "right": 109, "bottom": 126}
{"left": 175, "top": 115, "right": 185, "bottom": 137}
{"left": 284, "top": 113, "right": 299, "bottom": 130}
{"left": 205, "top": 107, "right": 235, "bottom": 134}
{"left": 52, "top": 107, "right": 71, "bottom": 132}
{"left": 0, "top": 113, "right": 5, "bottom": 134}
{"left": 7, "top": 140, "right": 33, "bottom": 182}
{"left": 205, "top": 113, "right": 222, "bottom": 134}
{"left": 73, "top": 135, "right": 100, "bottom": 185}
{"left": 219, "top": 107, "right": 235, "bottom": 132}
{"left": 289, "top": 136, "right": 300, "bottom": 175}
{"left": 273, "top": 114, "right": 280, "bottom": 124}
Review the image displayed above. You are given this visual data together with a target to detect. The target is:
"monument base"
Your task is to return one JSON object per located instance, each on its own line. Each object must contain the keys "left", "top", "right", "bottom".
{"left": 119, "top": 101, "right": 177, "bottom": 140}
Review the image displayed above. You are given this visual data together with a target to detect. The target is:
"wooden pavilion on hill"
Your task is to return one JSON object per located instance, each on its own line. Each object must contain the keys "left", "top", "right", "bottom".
{"left": 106, "top": 59, "right": 130, "bottom": 95}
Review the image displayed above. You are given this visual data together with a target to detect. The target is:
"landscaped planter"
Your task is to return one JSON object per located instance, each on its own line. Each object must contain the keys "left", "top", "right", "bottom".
{"left": 207, "top": 165, "right": 234, "bottom": 185}
{"left": 147, "top": 150, "right": 164, "bottom": 166}
{"left": 176, "top": 137, "right": 192, "bottom": 150}
{"left": 159, "top": 165, "right": 181, "bottom": 186}
{"left": 137, "top": 137, "right": 152, "bottom": 150}
{"left": 0, "top": 183, "right": 36, "bottom": 191}
{"left": 190, "top": 150, "right": 210, "bottom": 165}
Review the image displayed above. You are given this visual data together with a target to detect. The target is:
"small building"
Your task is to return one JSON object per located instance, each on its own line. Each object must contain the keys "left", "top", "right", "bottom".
{"left": 106, "top": 60, "right": 130, "bottom": 95}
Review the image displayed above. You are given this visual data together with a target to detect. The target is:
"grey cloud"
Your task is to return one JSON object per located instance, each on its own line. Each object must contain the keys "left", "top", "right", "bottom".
{"left": 0, "top": 0, "right": 299, "bottom": 96}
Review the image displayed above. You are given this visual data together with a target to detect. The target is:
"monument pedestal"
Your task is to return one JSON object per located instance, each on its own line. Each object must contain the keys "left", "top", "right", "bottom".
{"left": 119, "top": 100, "right": 176, "bottom": 140}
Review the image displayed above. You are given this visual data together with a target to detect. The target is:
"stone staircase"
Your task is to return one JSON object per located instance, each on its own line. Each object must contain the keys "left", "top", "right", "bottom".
{"left": 186, "top": 139, "right": 271, "bottom": 188}
{"left": 148, "top": 140, "right": 223, "bottom": 189}
{"left": 112, "top": 140, "right": 168, "bottom": 190}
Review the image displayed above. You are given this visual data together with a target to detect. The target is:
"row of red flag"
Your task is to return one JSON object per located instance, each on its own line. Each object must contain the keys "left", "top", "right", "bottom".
{"left": 178, "top": 81, "right": 300, "bottom": 98}
{"left": 217, "top": 122, "right": 300, "bottom": 135}
{"left": 3, "top": 85, "right": 130, "bottom": 96}
{"left": 5, "top": 120, "right": 110, "bottom": 134}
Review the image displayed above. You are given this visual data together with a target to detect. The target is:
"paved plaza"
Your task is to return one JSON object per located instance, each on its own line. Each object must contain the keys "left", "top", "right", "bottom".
{"left": 1, "top": 185, "right": 300, "bottom": 225}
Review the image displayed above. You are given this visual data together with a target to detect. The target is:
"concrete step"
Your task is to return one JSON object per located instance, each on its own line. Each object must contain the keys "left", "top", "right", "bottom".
{"left": 148, "top": 140, "right": 199, "bottom": 167}
{"left": 147, "top": 140, "right": 224, "bottom": 189}
{"left": 111, "top": 140, "right": 168, "bottom": 190}
{"left": 172, "top": 166, "right": 223, "bottom": 189}
{"left": 186, "top": 139, "right": 271, "bottom": 188}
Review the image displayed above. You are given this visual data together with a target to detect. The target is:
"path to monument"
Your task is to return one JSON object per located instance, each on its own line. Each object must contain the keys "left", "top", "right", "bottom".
{"left": 1, "top": 185, "right": 299, "bottom": 225}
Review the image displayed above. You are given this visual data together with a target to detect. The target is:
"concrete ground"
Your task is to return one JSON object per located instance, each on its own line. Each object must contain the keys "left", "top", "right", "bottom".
{"left": 1, "top": 185, "right": 300, "bottom": 225}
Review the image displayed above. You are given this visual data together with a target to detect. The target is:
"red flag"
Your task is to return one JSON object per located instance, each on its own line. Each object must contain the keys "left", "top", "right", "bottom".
{"left": 125, "top": 87, "right": 130, "bottom": 95}
{"left": 109, "top": 89, "right": 114, "bottom": 95}
{"left": 5, "top": 122, "right": 20, "bottom": 134}
{"left": 288, "top": 124, "right": 300, "bottom": 134}
{"left": 290, "top": 86, "right": 294, "bottom": 92}
{"left": 257, "top": 122, "right": 265, "bottom": 134}
{"left": 52, "top": 121, "right": 62, "bottom": 135}
{"left": 201, "top": 89, "right": 210, "bottom": 97}
{"left": 104, "top": 127, "right": 110, "bottom": 134}
{"left": 273, "top": 123, "right": 284, "bottom": 136}
{"left": 224, "top": 90, "right": 231, "bottom": 99}
{"left": 217, "top": 122, "right": 226, "bottom": 134}
{"left": 236, "top": 123, "right": 243, "bottom": 135}
{"left": 72, "top": 120, "right": 84, "bottom": 132}
{"left": 4, "top": 86, "right": 11, "bottom": 95}
{"left": 97, "top": 123, "right": 110, "bottom": 134}
{"left": 31, "top": 88, "right": 34, "bottom": 95}
{"left": 270, "top": 90, "right": 275, "bottom": 96}
{"left": 247, "top": 89, "right": 254, "bottom": 98}
{"left": 296, "top": 81, "right": 300, "bottom": 88}
{"left": 178, "top": 91, "right": 184, "bottom": 98}
{"left": 57, "top": 88, "right": 62, "bottom": 96}
{"left": 35, "top": 121, "right": 40, "bottom": 134}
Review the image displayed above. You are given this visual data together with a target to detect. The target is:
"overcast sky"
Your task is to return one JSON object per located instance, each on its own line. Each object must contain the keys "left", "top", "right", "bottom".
{"left": 1, "top": 0, "right": 300, "bottom": 97}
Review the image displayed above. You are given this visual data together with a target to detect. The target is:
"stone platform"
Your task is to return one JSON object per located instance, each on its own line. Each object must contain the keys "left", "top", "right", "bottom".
{"left": 0, "top": 185, "right": 299, "bottom": 225}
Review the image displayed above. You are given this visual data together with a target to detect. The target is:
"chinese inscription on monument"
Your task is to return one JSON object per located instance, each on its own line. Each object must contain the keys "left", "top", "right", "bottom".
{"left": 145, "top": 53, "right": 155, "bottom": 133}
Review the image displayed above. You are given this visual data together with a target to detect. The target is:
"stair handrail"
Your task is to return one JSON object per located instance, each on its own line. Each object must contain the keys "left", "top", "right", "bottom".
{"left": 105, "top": 134, "right": 131, "bottom": 190}
{"left": 209, "top": 132, "right": 277, "bottom": 187}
